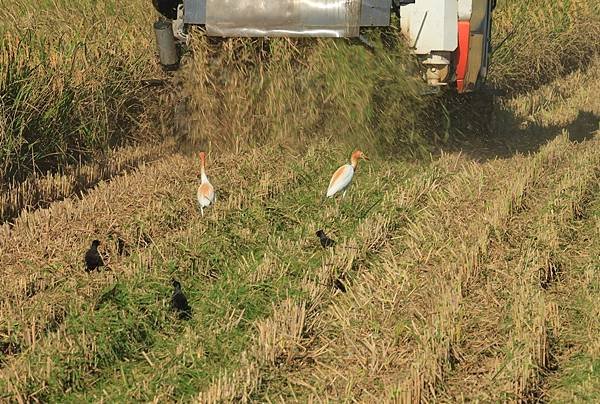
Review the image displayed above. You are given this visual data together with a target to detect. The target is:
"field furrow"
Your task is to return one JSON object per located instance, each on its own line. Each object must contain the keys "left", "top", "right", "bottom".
{"left": 0, "top": 146, "right": 292, "bottom": 335}
{"left": 183, "top": 155, "right": 460, "bottom": 402}
{"left": 542, "top": 181, "right": 600, "bottom": 402}
{"left": 68, "top": 158, "right": 415, "bottom": 401}
{"left": 440, "top": 133, "right": 600, "bottom": 402}
{"left": 0, "top": 138, "right": 179, "bottom": 224}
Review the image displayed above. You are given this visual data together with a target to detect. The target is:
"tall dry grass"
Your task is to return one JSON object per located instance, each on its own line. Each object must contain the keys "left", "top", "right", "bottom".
{"left": 0, "top": 0, "right": 167, "bottom": 184}
{"left": 490, "top": 0, "right": 600, "bottom": 91}
{"left": 178, "top": 28, "right": 434, "bottom": 157}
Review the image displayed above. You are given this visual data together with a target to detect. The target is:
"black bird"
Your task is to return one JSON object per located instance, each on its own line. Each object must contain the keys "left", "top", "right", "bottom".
{"left": 333, "top": 278, "right": 347, "bottom": 293}
{"left": 316, "top": 229, "right": 336, "bottom": 248}
{"left": 85, "top": 240, "right": 104, "bottom": 272}
{"left": 171, "top": 279, "right": 192, "bottom": 320}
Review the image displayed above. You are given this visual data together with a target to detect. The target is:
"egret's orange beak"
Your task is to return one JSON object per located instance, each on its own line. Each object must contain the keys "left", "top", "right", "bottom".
{"left": 362, "top": 154, "right": 369, "bottom": 161}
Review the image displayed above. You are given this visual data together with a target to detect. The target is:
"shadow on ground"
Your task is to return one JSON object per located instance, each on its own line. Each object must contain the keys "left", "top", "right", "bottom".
{"left": 436, "top": 92, "right": 599, "bottom": 162}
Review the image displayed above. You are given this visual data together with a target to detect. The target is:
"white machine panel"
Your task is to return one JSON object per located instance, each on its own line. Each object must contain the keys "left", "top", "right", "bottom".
{"left": 399, "top": 0, "right": 458, "bottom": 55}
{"left": 458, "top": 0, "right": 473, "bottom": 21}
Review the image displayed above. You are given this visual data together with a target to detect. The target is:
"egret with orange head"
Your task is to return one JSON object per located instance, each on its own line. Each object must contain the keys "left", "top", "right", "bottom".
{"left": 197, "top": 151, "right": 215, "bottom": 216}
{"left": 326, "top": 149, "right": 368, "bottom": 198}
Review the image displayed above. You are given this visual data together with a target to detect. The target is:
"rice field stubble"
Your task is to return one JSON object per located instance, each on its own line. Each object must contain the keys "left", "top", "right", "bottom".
{"left": 2, "top": 0, "right": 600, "bottom": 402}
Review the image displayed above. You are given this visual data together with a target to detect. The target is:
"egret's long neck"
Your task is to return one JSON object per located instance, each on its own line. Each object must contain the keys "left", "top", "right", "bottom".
{"left": 200, "top": 162, "right": 209, "bottom": 183}
{"left": 350, "top": 156, "right": 359, "bottom": 169}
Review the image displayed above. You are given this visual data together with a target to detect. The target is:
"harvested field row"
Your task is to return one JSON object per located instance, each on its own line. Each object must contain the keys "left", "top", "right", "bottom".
{"left": 249, "top": 130, "right": 595, "bottom": 402}
{"left": 542, "top": 190, "right": 600, "bottom": 402}
{"left": 0, "top": 139, "right": 181, "bottom": 224}
{"left": 0, "top": 144, "right": 320, "bottom": 369}
{"left": 440, "top": 133, "right": 600, "bottom": 402}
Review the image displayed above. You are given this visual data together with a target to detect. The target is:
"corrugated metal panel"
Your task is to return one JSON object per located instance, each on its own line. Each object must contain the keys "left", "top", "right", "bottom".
{"left": 184, "top": 0, "right": 392, "bottom": 36}
{"left": 204, "top": 0, "right": 362, "bottom": 37}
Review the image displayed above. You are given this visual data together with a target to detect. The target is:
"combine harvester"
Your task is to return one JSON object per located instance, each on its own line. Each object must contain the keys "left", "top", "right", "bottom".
{"left": 152, "top": 0, "right": 496, "bottom": 93}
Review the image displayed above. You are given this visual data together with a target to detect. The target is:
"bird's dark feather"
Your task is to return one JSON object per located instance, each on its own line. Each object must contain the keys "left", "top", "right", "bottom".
{"left": 84, "top": 240, "right": 104, "bottom": 272}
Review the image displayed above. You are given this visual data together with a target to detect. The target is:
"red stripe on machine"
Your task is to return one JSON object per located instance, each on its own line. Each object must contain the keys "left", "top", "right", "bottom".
{"left": 456, "top": 21, "right": 470, "bottom": 93}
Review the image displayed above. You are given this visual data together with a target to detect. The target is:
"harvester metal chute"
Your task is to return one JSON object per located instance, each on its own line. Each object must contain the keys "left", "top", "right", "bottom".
{"left": 152, "top": 0, "right": 495, "bottom": 93}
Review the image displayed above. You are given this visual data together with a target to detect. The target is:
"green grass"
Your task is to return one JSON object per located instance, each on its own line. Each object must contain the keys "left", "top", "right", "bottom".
{"left": 550, "top": 356, "right": 600, "bottom": 402}
{"left": 0, "top": 144, "right": 420, "bottom": 401}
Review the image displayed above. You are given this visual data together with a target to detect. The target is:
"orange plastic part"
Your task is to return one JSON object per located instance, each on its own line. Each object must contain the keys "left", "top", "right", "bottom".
{"left": 456, "top": 20, "right": 470, "bottom": 93}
